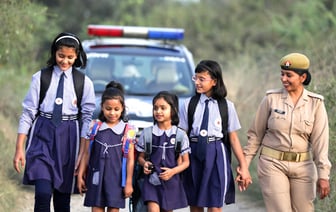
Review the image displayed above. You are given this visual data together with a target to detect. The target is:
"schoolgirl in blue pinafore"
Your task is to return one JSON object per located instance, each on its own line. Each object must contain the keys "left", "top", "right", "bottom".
{"left": 77, "top": 80, "right": 134, "bottom": 211}
{"left": 136, "top": 125, "right": 190, "bottom": 210}
{"left": 13, "top": 32, "right": 96, "bottom": 211}
{"left": 22, "top": 65, "right": 95, "bottom": 193}
{"left": 84, "top": 121, "right": 127, "bottom": 208}
{"left": 179, "top": 60, "right": 251, "bottom": 210}
{"left": 179, "top": 94, "right": 240, "bottom": 207}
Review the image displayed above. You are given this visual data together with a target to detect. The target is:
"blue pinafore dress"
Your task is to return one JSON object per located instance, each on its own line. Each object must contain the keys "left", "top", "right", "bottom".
{"left": 140, "top": 128, "right": 188, "bottom": 210}
{"left": 181, "top": 96, "right": 236, "bottom": 208}
{"left": 23, "top": 116, "right": 80, "bottom": 193}
{"left": 183, "top": 139, "right": 235, "bottom": 207}
{"left": 84, "top": 121, "right": 126, "bottom": 208}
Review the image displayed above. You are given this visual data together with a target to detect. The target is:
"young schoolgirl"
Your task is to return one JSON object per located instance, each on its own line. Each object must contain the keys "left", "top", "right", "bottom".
{"left": 13, "top": 32, "right": 96, "bottom": 211}
{"left": 77, "top": 81, "right": 135, "bottom": 212}
{"left": 179, "top": 60, "right": 252, "bottom": 212}
{"left": 136, "top": 91, "right": 190, "bottom": 212}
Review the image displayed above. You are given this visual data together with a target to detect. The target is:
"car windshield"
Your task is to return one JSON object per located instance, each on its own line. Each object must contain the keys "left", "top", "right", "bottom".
{"left": 84, "top": 52, "right": 194, "bottom": 96}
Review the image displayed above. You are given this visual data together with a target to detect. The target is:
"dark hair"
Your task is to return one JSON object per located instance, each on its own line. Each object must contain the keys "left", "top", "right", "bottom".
{"left": 152, "top": 91, "right": 179, "bottom": 126}
{"left": 98, "top": 81, "right": 126, "bottom": 122}
{"left": 194, "top": 60, "right": 227, "bottom": 100}
{"left": 294, "top": 70, "right": 311, "bottom": 86}
{"left": 47, "top": 32, "right": 87, "bottom": 69}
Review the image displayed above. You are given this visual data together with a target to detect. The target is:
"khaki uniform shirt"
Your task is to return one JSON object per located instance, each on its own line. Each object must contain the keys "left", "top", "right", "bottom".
{"left": 244, "top": 88, "right": 331, "bottom": 179}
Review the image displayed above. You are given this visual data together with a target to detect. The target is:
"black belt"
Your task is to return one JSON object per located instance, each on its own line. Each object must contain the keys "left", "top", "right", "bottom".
{"left": 190, "top": 136, "right": 221, "bottom": 143}
{"left": 39, "top": 111, "right": 78, "bottom": 121}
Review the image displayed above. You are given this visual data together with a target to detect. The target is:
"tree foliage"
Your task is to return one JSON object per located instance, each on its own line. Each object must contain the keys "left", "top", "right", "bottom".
{"left": 0, "top": 0, "right": 58, "bottom": 72}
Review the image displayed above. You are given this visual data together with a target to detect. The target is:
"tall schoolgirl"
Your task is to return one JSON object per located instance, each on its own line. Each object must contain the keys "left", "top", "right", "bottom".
{"left": 136, "top": 91, "right": 190, "bottom": 212}
{"left": 13, "top": 32, "right": 96, "bottom": 211}
{"left": 77, "top": 81, "right": 135, "bottom": 212}
{"left": 179, "top": 60, "right": 252, "bottom": 212}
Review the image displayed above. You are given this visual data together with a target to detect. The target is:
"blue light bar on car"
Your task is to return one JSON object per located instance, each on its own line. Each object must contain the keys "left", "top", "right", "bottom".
{"left": 88, "top": 25, "right": 184, "bottom": 40}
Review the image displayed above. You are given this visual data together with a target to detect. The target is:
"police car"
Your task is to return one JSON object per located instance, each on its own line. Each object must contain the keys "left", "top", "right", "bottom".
{"left": 82, "top": 25, "right": 195, "bottom": 135}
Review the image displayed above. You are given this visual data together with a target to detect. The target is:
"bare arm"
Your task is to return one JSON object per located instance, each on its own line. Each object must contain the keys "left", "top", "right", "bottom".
{"left": 160, "top": 153, "right": 189, "bottom": 181}
{"left": 76, "top": 138, "right": 90, "bottom": 195}
{"left": 138, "top": 152, "right": 152, "bottom": 175}
{"left": 229, "top": 131, "right": 252, "bottom": 191}
{"left": 124, "top": 144, "right": 135, "bottom": 198}
{"left": 13, "top": 133, "right": 27, "bottom": 173}
{"left": 75, "top": 137, "right": 88, "bottom": 174}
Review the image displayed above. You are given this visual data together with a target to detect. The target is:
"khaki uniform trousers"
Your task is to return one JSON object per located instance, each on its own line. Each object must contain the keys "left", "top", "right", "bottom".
{"left": 258, "top": 155, "right": 317, "bottom": 212}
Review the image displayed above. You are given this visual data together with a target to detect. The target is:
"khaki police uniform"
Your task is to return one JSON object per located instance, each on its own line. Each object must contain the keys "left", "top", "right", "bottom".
{"left": 243, "top": 53, "right": 331, "bottom": 212}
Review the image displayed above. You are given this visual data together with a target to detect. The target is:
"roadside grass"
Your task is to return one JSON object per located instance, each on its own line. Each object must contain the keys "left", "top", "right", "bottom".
{"left": 0, "top": 70, "right": 31, "bottom": 211}
{"left": 0, "top": 113, "right": 25, "bottom": 212}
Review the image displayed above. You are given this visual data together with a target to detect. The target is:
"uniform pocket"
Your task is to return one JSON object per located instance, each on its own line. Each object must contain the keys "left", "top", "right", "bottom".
{"left": 268, "top": 111, "right": 287, "bottom": 131}
{"left": 303, "top": 119, "right": 314, "bottom": 134}
{"left": 92, "top": 171, "right": 100, "bottom": 185}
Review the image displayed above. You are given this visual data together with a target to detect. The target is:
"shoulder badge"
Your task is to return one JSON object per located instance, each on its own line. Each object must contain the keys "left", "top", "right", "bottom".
{"left": 307, "top": 91, "right": 324, "bottom": 100}
{"left": 266, "top": 88, "right": 282, "bottom": 95}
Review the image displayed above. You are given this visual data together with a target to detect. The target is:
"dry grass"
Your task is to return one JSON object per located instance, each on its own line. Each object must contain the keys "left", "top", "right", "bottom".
{"left": 0, "top": 70, "right": 32, "bottom": 211}
{"left": 0, "top": 113, "right": 27, "bottom": 211}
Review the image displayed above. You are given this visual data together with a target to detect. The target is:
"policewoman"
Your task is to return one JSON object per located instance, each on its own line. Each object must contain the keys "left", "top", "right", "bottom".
{"left": 243, "top": 53, "right": 331, "bottom": 212}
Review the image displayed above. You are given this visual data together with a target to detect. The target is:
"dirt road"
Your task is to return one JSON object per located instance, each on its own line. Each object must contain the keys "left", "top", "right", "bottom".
{"left": 18, "top": 190, "right": 265, "bottom": 212}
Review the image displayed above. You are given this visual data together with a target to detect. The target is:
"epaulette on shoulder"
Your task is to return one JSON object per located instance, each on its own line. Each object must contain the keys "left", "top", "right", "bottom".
{"left": 307, "top": 91, "right": 324, "bottom": 100}
{"left": 266, "top": 88, "right": 282, "bottom": 95}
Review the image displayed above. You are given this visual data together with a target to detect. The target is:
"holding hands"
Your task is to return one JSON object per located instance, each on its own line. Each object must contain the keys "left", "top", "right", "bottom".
{"left": 235, "top": 166, "right": 253, "bottom": 191}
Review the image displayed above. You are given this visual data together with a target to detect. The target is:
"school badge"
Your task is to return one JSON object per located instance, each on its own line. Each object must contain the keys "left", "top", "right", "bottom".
{"left": 215, "top": 118, "right": 221, "bottom": 127}
{"left": 55, "top": 97, "right": 63, "bottom": 105}
{"left": 200, "top": 129, "right": 208, "bottom": 137}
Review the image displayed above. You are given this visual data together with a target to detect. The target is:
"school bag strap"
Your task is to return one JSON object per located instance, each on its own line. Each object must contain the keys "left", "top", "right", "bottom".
{"left": 143, "top": 127, "right": 153, "bottom": 161}
{"left": 175, "top": 127, "right": 184, "bottom": 159}
{"left": 72, "top": 68, "right": 85, "bottom": 115}
{"left": 142, "top": 126, "right": 184, "bottom": 161}
{"left": 121, "top": 123, "right": 136, "bottom": 187}
{"left": 39, "top": 66, "right": 53, "bottom": 107}
{"left": 89, "top": 119, "right": 102, "bottom": 151}
{"left": 39, "top": 66, "right": 85, "bottom": 112}
{"left": 187, "top": 94, "right": 200, "bottom": 137}
{"left": 187, "top": 94, "right": 230, "bottom": 147}
{"left": 122, "top": 123, "right": 136, "bottom": 157}
{"left": 216, "top": 97, "right": 229, "bottom": 145}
